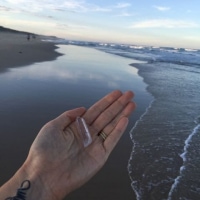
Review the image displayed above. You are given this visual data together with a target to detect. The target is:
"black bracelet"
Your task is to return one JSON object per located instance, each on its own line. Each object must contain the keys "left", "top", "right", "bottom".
{"left": 5, "top": 180, "right": 31, "bottom": 200}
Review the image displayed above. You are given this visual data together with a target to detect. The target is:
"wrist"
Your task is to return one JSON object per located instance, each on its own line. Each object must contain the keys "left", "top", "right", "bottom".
{"left": 13, "top": 164, "right": 50, "bottom": 200}
{"left": 22, "top": 156, "right": 74, "bottom": 200}
{"left": 21, "top": 159, "right": 57, "bottom": 200}
{"left": 0, "top": 161, "right": 51, "bottom": 200}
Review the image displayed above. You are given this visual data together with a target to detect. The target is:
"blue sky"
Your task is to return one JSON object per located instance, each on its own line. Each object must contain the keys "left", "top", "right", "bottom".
{"left": 1, "top": 0, "right": 200, "bottom": 48}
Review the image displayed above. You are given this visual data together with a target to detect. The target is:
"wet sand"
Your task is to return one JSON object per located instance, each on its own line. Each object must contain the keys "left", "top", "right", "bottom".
{"left": 0, "top": 31, "right": 137, "bottom": 199}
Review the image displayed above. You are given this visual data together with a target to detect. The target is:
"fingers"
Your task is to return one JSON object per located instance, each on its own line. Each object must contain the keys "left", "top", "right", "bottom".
{"left": 104, "top": 117, "right": 129, "bottom": 154}
{"left": 53, "top": 107, "right": 86, "bottom": 130}
{"left": 103, "top": 101, "right": 136, "bottom": 134}
{"left": 83, "top": 90, "right": 122, "bottom": 124}
{"left": 90, "top": 91, "right": 134, "bottom": 133}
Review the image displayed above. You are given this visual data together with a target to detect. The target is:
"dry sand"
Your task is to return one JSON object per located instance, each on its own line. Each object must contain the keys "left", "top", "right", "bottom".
{"left": 0, "top": 32, "right": 62, "bottom": 71}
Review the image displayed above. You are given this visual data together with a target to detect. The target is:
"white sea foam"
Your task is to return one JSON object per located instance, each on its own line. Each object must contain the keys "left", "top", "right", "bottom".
{"left": 167, "top": 123, "right": 200, "bottom": 200}
{"left": 129, "top": 45, "right": 144, "bottom": 49}
{"left": 185, "top": 48, "right": 198, "bottom": 52}
{"left": 128, "top": 99, "right": 154, "bottom": 200}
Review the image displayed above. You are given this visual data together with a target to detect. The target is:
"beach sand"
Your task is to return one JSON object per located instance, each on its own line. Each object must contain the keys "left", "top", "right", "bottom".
{"left": 0, "top": 31, "right": 136, "bottom": 199}
{"left": 0, "top": 31, "right": 62, "bottom": 71}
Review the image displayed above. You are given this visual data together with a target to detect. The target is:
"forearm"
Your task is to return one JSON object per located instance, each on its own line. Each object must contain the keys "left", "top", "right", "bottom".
{"left": 0, "top": 162, "right": 57, "bottom": 200}
{"left": 0, "top": 163, "right": 46, "bottom": 200}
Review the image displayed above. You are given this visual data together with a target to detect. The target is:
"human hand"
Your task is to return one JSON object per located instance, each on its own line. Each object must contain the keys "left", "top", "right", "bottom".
{"left": 22, "top": 90, "right": 136, "bottom": 199}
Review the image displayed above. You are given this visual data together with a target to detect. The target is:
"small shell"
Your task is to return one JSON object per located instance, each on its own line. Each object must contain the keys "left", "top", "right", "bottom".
{"left": 76, "top": 117, "right": 92, "bottom": 147}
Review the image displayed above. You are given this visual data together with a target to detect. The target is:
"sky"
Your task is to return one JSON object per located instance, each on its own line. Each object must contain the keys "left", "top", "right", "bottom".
{"left": 1, "top": 0, "right": 200, "bottom": 49}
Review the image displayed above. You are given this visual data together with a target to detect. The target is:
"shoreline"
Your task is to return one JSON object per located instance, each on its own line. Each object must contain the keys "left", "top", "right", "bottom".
{"left": 0, "top": 32, "right": 63, "bottom": 72}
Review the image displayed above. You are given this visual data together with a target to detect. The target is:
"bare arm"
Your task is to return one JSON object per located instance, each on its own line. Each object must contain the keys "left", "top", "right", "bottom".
{"left": 0, "top": 90, "right": 136, "bottom": 200}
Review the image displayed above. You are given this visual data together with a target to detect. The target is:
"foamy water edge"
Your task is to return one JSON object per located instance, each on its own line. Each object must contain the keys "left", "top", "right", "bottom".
{"left": 167, "top": 122, "right": 200, "bottom": 200}
{"left": 128, "top": 99, "right": 155, "bottom": 200}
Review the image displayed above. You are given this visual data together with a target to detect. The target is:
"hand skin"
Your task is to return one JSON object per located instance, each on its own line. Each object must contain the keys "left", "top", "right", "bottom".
{"left": 0, "top": 90, "right": 136, "bottom": 200}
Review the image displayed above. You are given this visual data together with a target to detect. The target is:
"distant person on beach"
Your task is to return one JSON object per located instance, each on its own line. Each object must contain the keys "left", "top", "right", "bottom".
{"left": 0, "top": 90, "right": 135, "bottom": 200}
{"left": 27, "top": 33, "right": 30, "bottom": 41}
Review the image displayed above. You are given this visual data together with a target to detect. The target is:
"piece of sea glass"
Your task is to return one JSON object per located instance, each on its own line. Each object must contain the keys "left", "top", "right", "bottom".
{"left": 76, "top": 117, "right": 92, "bottom": 147}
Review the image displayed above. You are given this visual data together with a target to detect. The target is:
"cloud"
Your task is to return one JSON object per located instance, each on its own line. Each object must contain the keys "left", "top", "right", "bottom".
{"left": 108, "top": 81, "right": 120, "bottom": 88}
{"left": 4, "top": 0, "right": 87, "bottom": 13}
{"left": 58, "top": 1, "right": 112, "bottom": 13}
{"left": 67, "top": 23, "right": 90, "bottom": 30}
{"left": 0, "top": 5, "right": 11, "bottom": 11}
{"left": 114, "top": 2, "right": 133, "bottom": 17}
{"left": 3, "top": 0, "right": 121, "bottom": 15}
{"left": 53, "top": 8, "right": 65, "bottom": 12}
{"left": 118, "top": 12, "right": 133, "bottom": 17}
{"left": 7, "top": 0, "right": 26, "bottom": 4}
{"left": 130, "top": 19, "right": 199, "bottom": 28}
{"left": 8, "top": 60, "right": 120, "bottom": 89}
{"left": 116, "top": 11, "right": 134, "bottom": 17}
{"left": 115, "top": 2, "right": 131, "bottom": 8}
{"left": 92, "top": 7, "right": 111, "bottom": 12}
{"left": 62, "top": 0, "right": 111, "bottom": 13}
{"left": 154, "top": 6, "right": 170, "bottom": 11}
{"left": 4, "top": 0, "right": 47, "bottom": 13}
{"left": 62, "top": 1, "right": 86, "bottom": 11}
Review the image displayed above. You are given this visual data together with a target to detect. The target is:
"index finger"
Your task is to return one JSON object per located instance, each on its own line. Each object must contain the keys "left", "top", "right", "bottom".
{"left": 91, "top": 91, "right": 134, "bottom": 133}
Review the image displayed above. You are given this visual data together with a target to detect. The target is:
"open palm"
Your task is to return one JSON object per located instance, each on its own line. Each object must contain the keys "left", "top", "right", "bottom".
{"left": 25, "top": 90, "right": 135, "bottom": 199}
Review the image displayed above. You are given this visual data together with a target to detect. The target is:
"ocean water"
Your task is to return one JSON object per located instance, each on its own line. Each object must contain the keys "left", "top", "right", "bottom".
{"left": 92, "top": 43, "right": 200, "bottom": 199}
{"left": 60, "top": 40, "right": 200, "bottom": 199}
{"left": 1, "top": 41, "right": 200, "bottom": 199}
